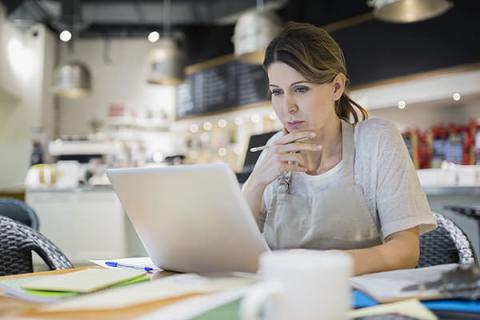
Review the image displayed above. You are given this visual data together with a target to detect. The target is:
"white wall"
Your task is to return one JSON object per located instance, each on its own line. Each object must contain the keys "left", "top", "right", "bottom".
{"left": 0, "top": 4, "right": 55, "bottom": 188}
{"left": 57, "top": 38, "right": 175, "bottom": 136}
{"left": 369, "top": 94, "right": 480, "bottom": 131}
{"left": 349, "top": 68, "right": 480, "bottom": 130}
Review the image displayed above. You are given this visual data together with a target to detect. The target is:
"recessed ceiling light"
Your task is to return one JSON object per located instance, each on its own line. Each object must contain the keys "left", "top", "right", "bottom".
{"left": 398, "top": 100, "right": 406, "bottom": 109}
{"left": 452, "top": 92, "right": 461, "bottom": 101}
{"left": 148, "top": 31, "right": 160, "bottom": 43}
{"left": 189, "top": 124, "right": 198, "bottom": 133}
{"left": 203, "top": 122, "right": 213, "bottom": 131}
{"left": 59, "top": 30, "right": 72, "bottom": 42}
{"left": 250, "top": 114, "right": 260, "bottom": 123}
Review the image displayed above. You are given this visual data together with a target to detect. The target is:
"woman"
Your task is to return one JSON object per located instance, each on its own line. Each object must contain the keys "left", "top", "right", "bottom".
{"left": 242, "top": 22, "right": 436, "bottom": 275}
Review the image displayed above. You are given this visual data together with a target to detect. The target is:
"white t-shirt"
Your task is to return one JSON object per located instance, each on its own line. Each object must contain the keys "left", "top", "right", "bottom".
{"left": 256, "top": 118, "right": 436, "bottom": 240}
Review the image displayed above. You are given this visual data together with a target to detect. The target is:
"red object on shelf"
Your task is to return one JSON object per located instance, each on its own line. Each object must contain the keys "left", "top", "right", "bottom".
{"left": 108, "top": 103, "right": 125, "bottom": 117}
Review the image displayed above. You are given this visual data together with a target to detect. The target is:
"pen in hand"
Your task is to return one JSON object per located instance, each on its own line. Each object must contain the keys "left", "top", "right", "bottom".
{"left": 105, "top": 261, "right": 154, "bottom": 272}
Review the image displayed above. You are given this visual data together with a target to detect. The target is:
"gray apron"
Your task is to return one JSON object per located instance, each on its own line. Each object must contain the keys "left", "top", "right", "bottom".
{"left": 264, "top": 120, "right": 383, "bottom": 250}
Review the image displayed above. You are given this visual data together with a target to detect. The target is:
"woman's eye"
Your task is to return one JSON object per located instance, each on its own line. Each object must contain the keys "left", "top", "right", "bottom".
{"left": 294, "top": 86, "right": 309, "bottom": 94}
{"left": 271, "top": 89, "right": 283, "bottom": 96}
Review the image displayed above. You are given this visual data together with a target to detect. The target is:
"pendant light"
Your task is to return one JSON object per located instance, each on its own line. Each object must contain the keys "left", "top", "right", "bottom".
{"left": 53, "top": 61, "right": 91, "bottom": 98}
{"left": 368, "top": 0, "right": 453, "bottom": 23}
{"left": 233, "top": 0, "right": 282, "bottom": 64}
{"left": 147, "top": 0, "right": 185, "bottom": 85}
{"left": 52, "top": 0, "right": 92, "bottom": 98}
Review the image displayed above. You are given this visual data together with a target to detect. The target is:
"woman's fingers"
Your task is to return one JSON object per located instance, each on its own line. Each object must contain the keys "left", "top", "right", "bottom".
{"left": 281, "top": 162, "right": 307, "bottom": 172}
{"left": 277, "top": 153, "right": 305, "bottom": 166}
{"left": 276, "top": 131, "right": 316, "bottom": 145}
{"left": 273, "top": 142, "right": 322, "bottom": 153}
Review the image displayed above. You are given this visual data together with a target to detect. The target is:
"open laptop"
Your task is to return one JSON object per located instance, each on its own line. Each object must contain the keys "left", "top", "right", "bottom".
{"left": 107, "top": 163, "right": 269, "bottom": 273}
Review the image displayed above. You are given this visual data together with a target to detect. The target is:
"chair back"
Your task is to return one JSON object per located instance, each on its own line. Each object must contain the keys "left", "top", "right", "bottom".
{"left": 0, "top": 198, "right": 40, "bottom": 230}
{"left": 417, "top": 212, "right": 476, "bottom": 268}
{"left": 0, "top": 216, "right": 73, "bottom": 276}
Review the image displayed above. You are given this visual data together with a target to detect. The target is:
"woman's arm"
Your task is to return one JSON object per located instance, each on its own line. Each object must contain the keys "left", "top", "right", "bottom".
{"left": 344, "top": 227, "right": 420, "bottom": 276}
{"left": 242, "top": 178, "right": 268, "bottom": 222}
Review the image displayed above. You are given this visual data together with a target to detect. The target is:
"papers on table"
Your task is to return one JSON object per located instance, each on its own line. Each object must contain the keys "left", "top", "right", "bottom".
{"left": 0, "top": 276, "right": 75, "bottom": 304}
{"left": 139, "top": 288, "right": 247, "bottom": 320}
{"left": 351, "top": 264, "right": 457, "bottom": 303}
{"left": 348, "top": 299, "right": 437, "bottom": 320}
{"left": 21, "top": 269, "right": 147, "bottom": 293}
{"left": 30, "top": 274, "right": 254, "bottom": 314}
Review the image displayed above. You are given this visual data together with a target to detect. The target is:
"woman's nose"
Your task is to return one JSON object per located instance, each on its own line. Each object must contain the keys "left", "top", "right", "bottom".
{"left": 283, "top": 94, "right": 298, "bottom": 114}
{"left": 287, "top": 102, "right": 298, "bottom": 114}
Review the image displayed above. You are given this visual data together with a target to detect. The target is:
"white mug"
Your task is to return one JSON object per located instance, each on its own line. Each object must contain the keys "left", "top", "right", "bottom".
{"left": 240, "top": 250, "right": 353, "bottom": 320}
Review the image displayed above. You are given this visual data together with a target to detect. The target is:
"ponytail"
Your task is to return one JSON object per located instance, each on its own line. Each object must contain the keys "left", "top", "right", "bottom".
{"left": 335, "top": 94, "right": 368, "bottom": 124}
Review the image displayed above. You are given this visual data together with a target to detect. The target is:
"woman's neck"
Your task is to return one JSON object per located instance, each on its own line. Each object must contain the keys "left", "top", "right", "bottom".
{"left": 304, "top": 118, "right": 342, "bottom": 175}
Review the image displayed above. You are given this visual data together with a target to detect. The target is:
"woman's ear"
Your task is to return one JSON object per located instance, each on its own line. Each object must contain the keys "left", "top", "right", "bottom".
{"left": 332, "top": 73, "right": 346, "bottom": 101}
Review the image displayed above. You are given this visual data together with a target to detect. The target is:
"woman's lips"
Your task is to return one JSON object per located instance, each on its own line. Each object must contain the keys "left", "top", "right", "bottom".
{"left": 287, "top": 121, "right": 305, "bottom": 130}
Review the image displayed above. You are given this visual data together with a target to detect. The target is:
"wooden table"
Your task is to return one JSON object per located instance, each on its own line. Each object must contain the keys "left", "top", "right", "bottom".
{"left": 0, "top": 267, "right": 225, "bottom": 320}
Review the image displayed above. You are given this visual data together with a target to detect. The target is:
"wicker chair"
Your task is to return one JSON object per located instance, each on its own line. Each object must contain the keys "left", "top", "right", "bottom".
{"left": 444, "top": 205, "right": 480, "bottom": 250}
{"left": 417, "top": 212, "right": 476, "bottom": 268}
{"left": 0, "top": 216, "right": 73, "bottom": 276}
{"left": 0, "top": 198, "right": 40, "bottom": 230}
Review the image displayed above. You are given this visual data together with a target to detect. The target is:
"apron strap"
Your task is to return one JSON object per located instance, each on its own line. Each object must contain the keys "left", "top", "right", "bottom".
{"left": 341, "top": 120, "right": 355, "bottom": 178}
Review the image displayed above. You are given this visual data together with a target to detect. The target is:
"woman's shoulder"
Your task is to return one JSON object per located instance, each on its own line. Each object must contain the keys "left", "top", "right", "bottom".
{"left": 354, "top": 118, "right": 402, "bottom": 143}
{"left": 355, "top": 117, "right": 398, "bottom": 134}
{"left": 353, "top": 117, "right": 406, "bottom": 159}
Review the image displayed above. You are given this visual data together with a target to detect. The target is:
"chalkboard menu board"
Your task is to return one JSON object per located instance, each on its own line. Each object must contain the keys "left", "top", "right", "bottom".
{"left": 176, "top": 61, "right": 269, "bottom": 118}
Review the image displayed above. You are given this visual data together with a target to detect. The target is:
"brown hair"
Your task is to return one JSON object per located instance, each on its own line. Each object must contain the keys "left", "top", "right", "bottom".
{"left": 263, "top": 21, "right": 367, "bottom": 123}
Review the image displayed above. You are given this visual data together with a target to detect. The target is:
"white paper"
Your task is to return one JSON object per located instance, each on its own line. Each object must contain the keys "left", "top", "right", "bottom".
{"left": 348, "top": 299, "right": 437, "bottom": 320}
{"left": 21, "top": 269, "right": 146, "bottom": 293}
{"left": 139, "top": 288, "right": 247, "bottom": 320}
{"left": 351, "top": 264, "right": 457, "bottom": 302}
{"left": 89, "top": 257, "right": 160, "bottom": 271}
{"left": 36, "top": 274, "right": 254, "bottom": 313}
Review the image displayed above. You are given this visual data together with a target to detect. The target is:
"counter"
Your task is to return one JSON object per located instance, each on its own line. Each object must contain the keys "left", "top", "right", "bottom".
{"left": 26, "top": 187, "right": 146, "bottom": 267}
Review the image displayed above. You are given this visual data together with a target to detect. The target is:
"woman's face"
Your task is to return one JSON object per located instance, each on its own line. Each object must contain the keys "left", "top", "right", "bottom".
{"left": 267, "top": 62, "right": 340, "bottom": 133}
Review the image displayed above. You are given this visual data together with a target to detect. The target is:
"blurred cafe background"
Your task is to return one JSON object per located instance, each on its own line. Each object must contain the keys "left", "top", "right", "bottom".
{"left": 0, "top": 0, "right": 479, "bottom": 267}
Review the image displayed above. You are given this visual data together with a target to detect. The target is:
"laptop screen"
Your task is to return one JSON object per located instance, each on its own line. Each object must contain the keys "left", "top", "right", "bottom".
{"left": 243, "top": 131, "right": 278, "bottom": 171}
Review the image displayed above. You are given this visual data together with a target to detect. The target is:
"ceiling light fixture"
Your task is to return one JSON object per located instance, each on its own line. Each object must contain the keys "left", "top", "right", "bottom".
{"left": 148, "top": 31, "right": 160, "bottom": 43}
{"left": 368, "top": 0, "right": 453, "bottom": 23}
{"left": 59, "top": 30, "right": 72, "bottom": 42}
{"left": 233, "top": 0, "right": 282, "bottom": 64}
{"left": 452, "top": 92, "right": 461, "bottom": 101}
{"left": 146, "top": 0, "right": 185, "bottom": 85}
{"left": 52, "top": 62, "right": 91, "bottom": 98}
{"left": 52, "top": 0, "right": 92, "bottom": 99}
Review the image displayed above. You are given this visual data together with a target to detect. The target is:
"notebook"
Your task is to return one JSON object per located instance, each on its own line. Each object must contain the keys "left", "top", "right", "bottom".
{"left": 21, "top": 268, "right": 146, "bottom": 293}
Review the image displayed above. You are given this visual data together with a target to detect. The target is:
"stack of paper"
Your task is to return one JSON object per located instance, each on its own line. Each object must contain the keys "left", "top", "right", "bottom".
{"left": 351, "top": 264, "right": 457, "bottom": 302}
{"left": 26, "top": 274, "right": 254, "bottom": 315}
{"left": 21, "top": 269, "right": 147, "bottom": 293}
{"left": 348, "top": 299, "right": 437, "bottom": 320}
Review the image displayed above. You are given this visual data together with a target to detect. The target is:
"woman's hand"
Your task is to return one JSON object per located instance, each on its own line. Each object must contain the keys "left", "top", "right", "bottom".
{"left": 249, "top": 131, "right": 322, "bottom": 187}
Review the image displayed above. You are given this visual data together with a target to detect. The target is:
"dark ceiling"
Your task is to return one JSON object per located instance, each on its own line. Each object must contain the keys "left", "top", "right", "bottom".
{"left": 1, "top": 0, "right": 371, "bottom": 37}
{"left": 1, "top": 0, "right": 479, "bottom": 86}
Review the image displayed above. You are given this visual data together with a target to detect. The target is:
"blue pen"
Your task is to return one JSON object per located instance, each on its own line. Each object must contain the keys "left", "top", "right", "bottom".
{"left": 105, "top": 261, "right": 154, "bottom": 272}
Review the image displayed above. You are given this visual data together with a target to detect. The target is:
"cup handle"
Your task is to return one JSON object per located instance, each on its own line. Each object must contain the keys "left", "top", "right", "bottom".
{"left": 240, "top": 282, "right": 283, "bottom": 320}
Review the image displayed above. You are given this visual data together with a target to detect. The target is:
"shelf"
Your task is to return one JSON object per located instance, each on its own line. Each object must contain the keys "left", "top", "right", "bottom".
{"left": 107, "top": 117, "right": 170, "bottom": 130}
{"left": 423, "top": 186, "right": 480, "bottom": 195}
{"left": 48, "top": 140, "right": 117, "bottom": 156}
